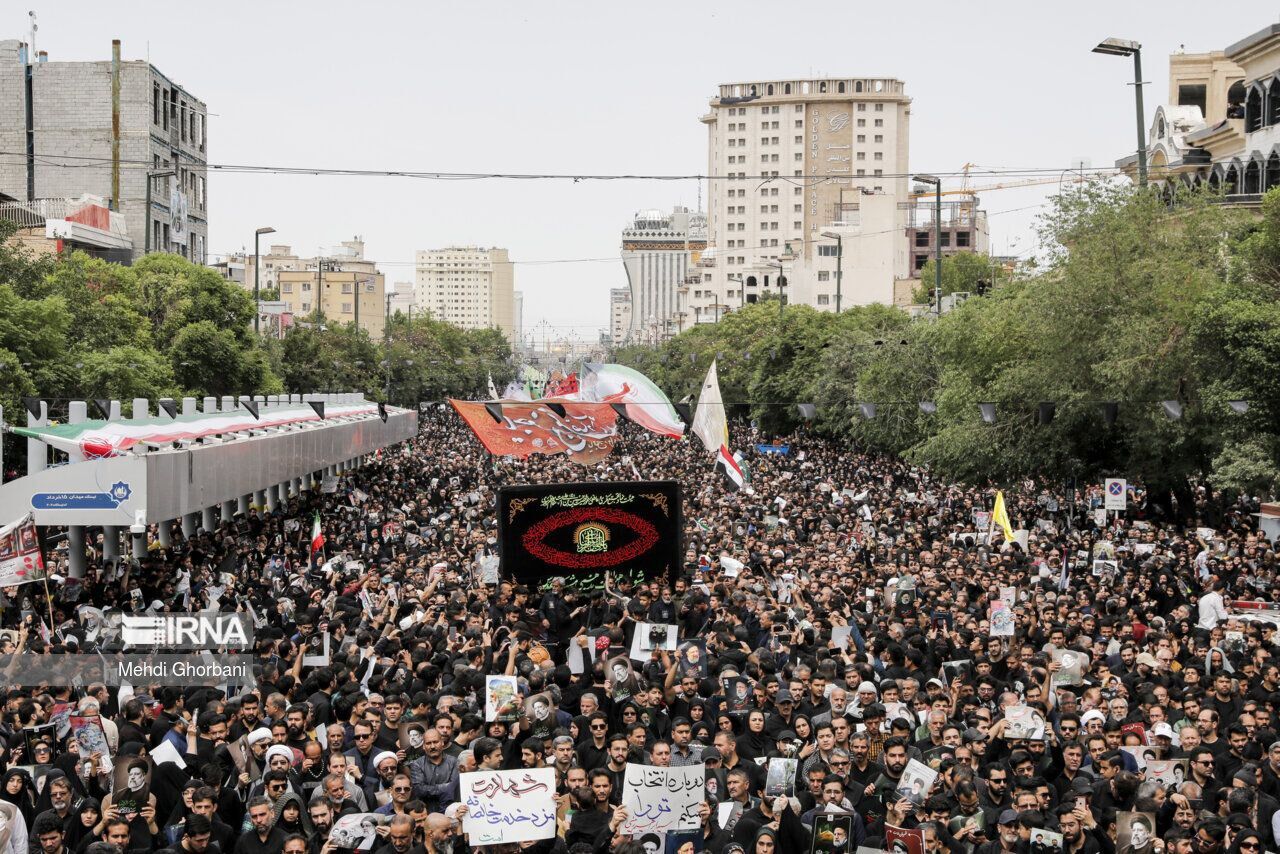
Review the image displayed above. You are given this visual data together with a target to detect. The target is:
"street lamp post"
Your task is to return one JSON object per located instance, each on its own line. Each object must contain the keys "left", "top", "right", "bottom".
{"left": 820, "top": 231, "right": 843, "bottom": 313}
{"left": 913, "top": 175, "right": 942, "bottom": 316}
{"left": 253, "top": 226, "right": 276, "bottom": 335}
{"left": 1093, "top": 37, "right": 1147, "bottom": 188}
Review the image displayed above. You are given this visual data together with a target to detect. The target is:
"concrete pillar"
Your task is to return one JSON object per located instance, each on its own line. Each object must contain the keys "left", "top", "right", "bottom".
{"left": 222, "top": 499, "right": 235, "bottom": 519}
{"left": 132, "top": 398, "right": 148, "bottom": 419}
{"left": 201, "top": 506, "right": 216, "bottom": 532}
{"left": 130, "top": 524, "right": 146, "bottom": 559}
{"left": 268, "top": 394, "right": 280, "bottom": 407}
{"left": 67, "top": 402, "right": 88, "bottom": 579}
{"left": 266, "top": 487, "right": 278, "bottom": 512}
{"left": 158, "top": 521, "right": 172, "bottom": 548}
{"left": 220, "top": 395, "right": 235, "bottom": 413}
{"left": 109, "top": 400, "right": 122, "bottom": 420}
{"left": 290, "top": 394, "right": 301, "bottom": 405}
{"left": 237, "top": 494, "right": 249, "bottom": 515}
{"left": 182, "top": 513, "right": 197, "bottom": 538}
{"left": 182, "top": 397, "right": 198, "bottom": 417}
{"left": 102, "top": 527, "right": 119, "bottom": 561}
{"left": 203, "top": 396, "right": 217, "bottom": 414}
{"left": 27, "top": 401, "right": 48, "bottom": 476}
{"left": 253, "top": 488, "right": 267, "bottom": 508}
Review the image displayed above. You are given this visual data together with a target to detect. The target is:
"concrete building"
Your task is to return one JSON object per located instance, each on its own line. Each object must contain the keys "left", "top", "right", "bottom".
{"left": 242, "top": 238, "right": 376, "bottom": 296}
{"left": 1, "top": 192, "right": 133, "bottom": 262}
{"left": 1116, "top": 20, "right": 1280, "bottom": 201}
{"left": 413, "top": 247, "right": 515, "bottom": 344}
{"left": 0, "top": 38, "right": 207, "bottom": 263}
{"left": 277, "top": 267, "right": 385, "bottom": 340}
{"left": 609, "top": 287, "right": 633, "bottom": 346}
{"left": 619, "top": 207, "right": 706, "bottom": 341}
{"left": 690, "top": 77, "right": 912, "bottom": 321}
{"left": 388, "top": 282, "right": 415, "bottom": 318}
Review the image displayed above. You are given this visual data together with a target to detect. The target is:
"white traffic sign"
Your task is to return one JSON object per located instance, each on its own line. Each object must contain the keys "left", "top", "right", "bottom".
{"left": 1104, "top": 478, "right": 1127, "bottom": 512}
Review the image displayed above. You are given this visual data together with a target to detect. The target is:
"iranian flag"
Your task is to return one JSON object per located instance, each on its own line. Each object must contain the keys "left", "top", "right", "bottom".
{"left": 310, "top": 513, "right": 325, "bottom": 556}
{"left": 581, "top": 363, "right": 685, "bottom": 438}
{"left": 717, "top": 445, "right": 747, "bottom": 492}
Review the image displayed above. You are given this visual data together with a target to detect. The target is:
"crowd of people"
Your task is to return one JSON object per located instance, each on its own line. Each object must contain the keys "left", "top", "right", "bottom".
{"left": 1, "top": 404, "right": 1277, "bottom": 854}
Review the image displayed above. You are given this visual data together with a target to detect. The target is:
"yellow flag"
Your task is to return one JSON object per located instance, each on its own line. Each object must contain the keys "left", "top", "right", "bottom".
{"left": 992, "top": 491, "right": 1016, "bottom": 543}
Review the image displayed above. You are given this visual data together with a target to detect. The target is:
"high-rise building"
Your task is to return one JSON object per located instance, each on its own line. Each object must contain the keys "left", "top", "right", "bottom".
{"left": 0, "top": 38, "right": 208, "bottom": 263}
{"left": 609, "top": 287, "right": 632, "bottom": 346}
{"left": 388, "top": 282, "right": 415, "bottom": 317}
{"left": 413, "top": 247, "right": 515, "bottom": 344}
{"left": 692, "top": 77, "right": 912, "bottom": 320}
{"left": 620, "top": 207, "right": 707, "bottom": 341}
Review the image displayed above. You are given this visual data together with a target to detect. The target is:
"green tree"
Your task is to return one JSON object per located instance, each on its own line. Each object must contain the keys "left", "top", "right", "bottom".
{"left": 911, "top": 252, "right": 1011, "bottom": 304}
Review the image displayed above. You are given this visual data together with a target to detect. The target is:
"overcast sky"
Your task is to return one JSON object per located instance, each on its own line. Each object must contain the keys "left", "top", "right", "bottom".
{"left": 12, "top": 2, "right": 1272, "bottom": 345}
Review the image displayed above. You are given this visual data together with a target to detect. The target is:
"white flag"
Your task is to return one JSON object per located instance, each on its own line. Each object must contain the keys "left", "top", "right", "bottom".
{"left": 487, "top": 373, "right": 499, "bottom": 399}
{"left": 691, "top": 359, "right": 729, "bottom": 455}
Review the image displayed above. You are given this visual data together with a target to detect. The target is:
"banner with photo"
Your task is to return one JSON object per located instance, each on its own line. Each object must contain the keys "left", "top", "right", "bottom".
{"left": 0, "top": 514, "right": 46, "bottom": 588}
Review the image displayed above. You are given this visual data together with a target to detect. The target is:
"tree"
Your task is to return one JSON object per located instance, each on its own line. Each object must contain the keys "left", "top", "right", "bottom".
{"left": 911, "top": 252, "right": 1012, "bottom": 304}
{"left": 170, "top": 321, "right": 282, "bottom": 398}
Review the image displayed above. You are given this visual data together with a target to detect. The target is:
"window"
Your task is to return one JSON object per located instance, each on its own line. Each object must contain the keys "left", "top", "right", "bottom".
{"left": 875, "top": 118, "right": 883, "bottom": 127}
{"left": 915, "top": 231, "right": 930, "bottom": 247}
{"left": 342, "top": 282, "right": 353, "bottom": 294}
{"left": 818, "top": 245, "right": 839, "bottom": 256}
{"left": 793, "top": 221, "right": 802, "bottom": 229}
{"left": 728, "top": 139, "right": 736, "bottom": 147}
{"left": 795, "top": 135, "right": 803, "bottom": 143}
{"left": 915, "top": 254, "right": 927, "bottom": 271}
{"left": 856, "top": 169, "right": 866, "bottom": 176}
{"left": 153, "top": 84, "right": 160, "bottom": 125}
{"left": 282, "top": 283, "right": 293, "bottom": 294}
{"left": 795, "top": 104, "right": 803, "bottom": 112}
{"left": 875, "top": 103, "right": 884, "bottom": 112}
{"left": 794, "top": 153, "right": 803, "bottom": 161}
{"left": 771, "top": 136, "right": 778, "bottom": 143}
{"left": 857, "top": 134, "right": 865, "bottom": 143}
{"left": 857, "top": 119, "right": 866, "bottom": 127}
{"left": 874, "top": 152, "right": 883, "bottom": 161}
{"left": 795, "top": 120, "right": 803, "bottom": 128}
{"left": 956, "top": 231, "right": 971, "bottom": 247}
{"left": 818, "top": 271, "right": 830, "bottom": 281}
{"left": 794, "top": 187, "right": 802, "bottom": 194}
{"left": 817, "top": 294, "right": 830, "bottom": 305}
{"left": 874, "top": 134, "right": 883, "bottom": 143}
{"left": 181, "top": 106, "right": 187, "bottom": 141}
{"left": 874, "top": 169, "right": 882, "bottom": 176}
{"left": 856, "top": 152, "right": 866, "bottom": 161}
{"left": 760, "top": 205, "right": 769, "bottom": 213}
{"left": 857, "top": 103, "right": 866, "bottom": 112}
{"left": 940, "top": 233, "right": 951, "bottom": 247}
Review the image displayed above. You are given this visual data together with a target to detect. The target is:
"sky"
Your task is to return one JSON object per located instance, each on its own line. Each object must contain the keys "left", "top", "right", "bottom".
{"left": 10, "top": 2, "right": 1273, "bottom": 345}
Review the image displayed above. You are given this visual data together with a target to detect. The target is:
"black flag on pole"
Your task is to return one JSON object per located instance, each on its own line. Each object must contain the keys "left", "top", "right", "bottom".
{"left": 309, "top": 401, "right": 326, "bottom": 420}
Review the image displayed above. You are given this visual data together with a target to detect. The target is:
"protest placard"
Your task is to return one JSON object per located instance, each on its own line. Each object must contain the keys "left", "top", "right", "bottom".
{"left": 459, "top": 767, "right": 557, "bottom": 845}
{"left": 620, "top": 763, "right": 705, "bottom": 835}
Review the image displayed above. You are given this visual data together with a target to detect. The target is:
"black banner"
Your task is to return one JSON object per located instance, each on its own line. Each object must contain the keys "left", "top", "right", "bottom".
{"left": 497, "top": 481, "right": 681, "bottom": 589}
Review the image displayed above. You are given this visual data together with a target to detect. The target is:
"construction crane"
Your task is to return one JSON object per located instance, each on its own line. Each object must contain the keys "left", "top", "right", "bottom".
{"left": 909, "top": 163, "right": 1107, "bottom": 199}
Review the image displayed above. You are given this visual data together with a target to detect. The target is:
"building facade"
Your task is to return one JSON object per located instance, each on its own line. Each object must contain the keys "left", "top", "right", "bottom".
{"left": 277, "top": 267, "right": 385, "bottom": 340}
{"left": 0, "top": 38, "right": 207, "bottom": 263}
{"left": 1117, "top": 21, "right": 1280, "bottom": 200}
{"left": 413, "top": 247, "right": 515, "bottom": 345}
{"left": 690, "top": 77, "right": 912, "bottom": 322}
{"left": 388, "top": 282, "right": 414, "bottom": 318}
{"left": 619, "top": 207, "right": 706, "bottom": 341}
{"left": 609, "top": 287, "right": 632, "bottom": 346}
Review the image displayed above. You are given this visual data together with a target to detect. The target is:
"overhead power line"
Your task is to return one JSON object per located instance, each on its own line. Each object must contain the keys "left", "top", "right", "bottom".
{"left": 0, "top": 151, "right": 1121, "bottom": 183}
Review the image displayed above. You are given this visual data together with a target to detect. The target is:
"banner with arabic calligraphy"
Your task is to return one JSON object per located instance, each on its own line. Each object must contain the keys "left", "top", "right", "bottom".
{"left": 450, "top": 399, "right": 618, "bottom": 465}
{"left": 459, "top": 767, "right": 557, "bottom": 845}
{"left": 620, "top": 763, "right": 705, "bottom": 834}
{"left": 498, "top": 482, "right": 681, "bottom": 587}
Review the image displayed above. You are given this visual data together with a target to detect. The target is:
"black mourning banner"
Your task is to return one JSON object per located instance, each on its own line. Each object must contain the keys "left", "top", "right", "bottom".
{"left": 497, "top": 481, "right": 681, "bottom": 588}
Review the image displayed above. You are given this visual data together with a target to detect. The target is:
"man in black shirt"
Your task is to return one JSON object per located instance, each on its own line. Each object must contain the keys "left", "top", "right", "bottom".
{"left": 232, "top": 797, "right": 287, "bottom": 854}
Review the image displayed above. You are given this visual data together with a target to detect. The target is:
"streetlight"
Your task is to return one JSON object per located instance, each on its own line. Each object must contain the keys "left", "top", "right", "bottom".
{"left": 1092, "top": 37, "right": 1147, "bottom": 188}
{"left": 820, "top": 232, "right": 843, "bottom": 313}
{"left": 912, "top": 175, "right": 942, "bottom": 316}
{"left": 253, "top": 227, "right": 276, "bottom": 335}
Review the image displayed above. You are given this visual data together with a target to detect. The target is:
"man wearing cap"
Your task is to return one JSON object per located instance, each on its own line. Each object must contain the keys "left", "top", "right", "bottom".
{"left": 766, "top": 690, "right": 798, "bottom": 737}
{"left": 976, "top": 808, "right": 1021, "bottom": 853}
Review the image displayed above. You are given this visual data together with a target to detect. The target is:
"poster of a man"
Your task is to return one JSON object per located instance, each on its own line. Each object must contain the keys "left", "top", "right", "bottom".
{"left": 608, "top": 656, "right": 637, "bottom": 701}
{"left": 111, "top": 756, "right": 151, "bottom": 821}
{"left": 723, "top": 677, "right": 752, "bottom": 714}
{"left": 1117, "top": 811, "right": 1156, "bottom": 854}
{"left": 524, "top": 692, "right": 557, "bottom": 737}
{"left": 399, "top": 723, "right": 427, "bottom": 762}
{"left": 485, "top": 675, "right": 521, "bottom": 722}
{"left": 676, "top": 640, "right": 707, "bottom": 677}
{"left": 810, "top": 813, "right": 855, "bottom": 854}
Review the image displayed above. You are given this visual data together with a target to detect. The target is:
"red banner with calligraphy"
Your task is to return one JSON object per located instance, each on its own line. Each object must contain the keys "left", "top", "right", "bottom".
{"left": 450, "top": 399, "right": 619, "bottom": 465}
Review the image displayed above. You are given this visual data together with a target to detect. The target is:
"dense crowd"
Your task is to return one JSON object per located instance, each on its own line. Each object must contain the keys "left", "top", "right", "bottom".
{"left": 1, "top": 405, "right": 1278, "bottom": 854}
